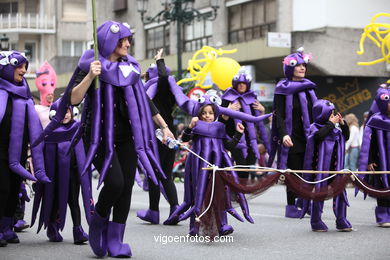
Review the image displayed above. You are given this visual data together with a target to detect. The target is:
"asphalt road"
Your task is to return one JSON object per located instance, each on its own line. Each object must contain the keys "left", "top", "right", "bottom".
{"left": 1, "top": 179, "right": 389, "bottom": 260}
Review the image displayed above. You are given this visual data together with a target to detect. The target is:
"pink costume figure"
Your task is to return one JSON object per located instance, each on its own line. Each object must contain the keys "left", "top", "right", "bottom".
{"left": 34, "top": 61, "right": 57, "bottom": 128}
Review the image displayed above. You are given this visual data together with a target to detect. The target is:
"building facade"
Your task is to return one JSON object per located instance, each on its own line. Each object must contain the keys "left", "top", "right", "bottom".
{"left": 1, "top": 0, "right": 389, "bottom": 119}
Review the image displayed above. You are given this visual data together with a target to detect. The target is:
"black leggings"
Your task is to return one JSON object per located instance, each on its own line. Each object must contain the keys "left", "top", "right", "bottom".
{"left": 230, "top": 147, "right": 257, "bottom": 179}
{"left": 0, "top": 159, "right": 23, "bottom": 219}
{"left": 94, "top": 139, "right": 137, "bottom": 224}
{"left": 68, "top": 163, "right": 81, "bottom": 227}
{"left": 147, "top": 142, "right": 178, "bottom": 211}
{"left": 49, "top": 161, "right": 82, "bottom": 226}
{"left": 286, "top": 153, "right": 305, "bottom": 205}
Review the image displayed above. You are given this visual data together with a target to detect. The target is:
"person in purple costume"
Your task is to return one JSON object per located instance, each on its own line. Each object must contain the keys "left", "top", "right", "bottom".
{"left": 0, "top": 51, "right": 50, "bottom": 247}
{"left": 33, "top": 21, "right": 175, "bottom": 257}
{"left": 301, "top": 99, "right": 352, "bottom": 232}
{"left": 359, "top": 85, "right": 390, "bottom": 228}
{"left": 31, "top": 99, "right": 92, "bottom": 244}
{"left": 137, "top": 48, "right": 179, "bottom": 225}
{"left": 268, "top": 47, "right": 318, "bottom": 218}
{"left": 220, "top": 70, "right": 269, "bottom": 179}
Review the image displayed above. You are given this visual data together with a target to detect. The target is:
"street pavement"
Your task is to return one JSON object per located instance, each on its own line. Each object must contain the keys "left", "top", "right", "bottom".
{"left": 1, "top": 179, "right": 389, "bottom": 260}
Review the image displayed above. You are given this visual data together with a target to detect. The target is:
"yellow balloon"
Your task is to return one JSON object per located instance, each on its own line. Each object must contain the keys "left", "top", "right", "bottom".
{"left": 209, "top": 57, "right": 241, "bottom": 91}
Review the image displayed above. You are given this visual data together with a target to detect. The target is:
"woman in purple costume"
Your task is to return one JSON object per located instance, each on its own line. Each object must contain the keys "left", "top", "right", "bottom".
{"left": 269, "top": 48, "right": 317, "bottom": 218}
{"left": 0, "top": 51, "right": 50, "bottom": 247}
{"left": 359, "top": 85, "right": 390, "bottom": 227}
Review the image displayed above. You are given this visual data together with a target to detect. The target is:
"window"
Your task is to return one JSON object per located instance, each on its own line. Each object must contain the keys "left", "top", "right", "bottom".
{"left": 184, "top": 15, "right": 212, "bottom": 52}
{"left": 0, "top": 2, "right": 18, "bottom": 14}
{"left": 62, "top": 40, "right": 85, "bottom": 56}
{"left": 228, "top": 0, "right": 277, "bottom": 44}
{"left": 62, "top": 0, "right": 86, "bottom": 21}
{"left": 146, "top": 26, "right": 170, "bottom": 59}
{"left": 25, "top": 42, "right": 36, "bottom": 62}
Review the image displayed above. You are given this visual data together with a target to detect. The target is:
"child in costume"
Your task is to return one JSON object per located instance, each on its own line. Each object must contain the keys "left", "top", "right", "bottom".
{"left": 359, "top": 85, "right": 390, "bottom": 227}
{"left": 0, "top": 51, "right": 50, "bottom": 246}
{"left": 180, "top": 101, "right": 245, "bottom": 235}
{"left": 302, "top": 99, "right": 352, "bottom": 232}
{"left": 31, "top": 99, "right": 92, "bottom": 244}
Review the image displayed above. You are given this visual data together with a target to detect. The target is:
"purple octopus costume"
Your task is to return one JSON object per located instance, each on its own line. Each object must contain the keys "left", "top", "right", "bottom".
{"left": 167, "top": 79, "right": 270, "bottom": 235}
{"left": 269, "top": 48, "right": 317, "bottom": 217}
{"left": 302, "top": 99, "right": 352, "bottom": 231}
{"left": 32, "top": 21, "right": 163, "bottom": 257}
{"left": 359, "top": 86, "right": 390, "bottom": 225}
{"left": 31, "top": 99, "right": 92, "bottom": 244}
{"left": 0, "top": 51, "right": 50, "bottom": 246}
{"left": 221, "top": 71, "right": 270, "bottom": 163}
{"left": 137, "top": 61, "right": 180, "bottom": 225}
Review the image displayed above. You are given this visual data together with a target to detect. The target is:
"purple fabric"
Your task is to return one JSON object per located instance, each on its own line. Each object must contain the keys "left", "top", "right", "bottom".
{"left": 0, "top": 51, "right": 29, "bottom": 83}
{"left": 32, "top": 21, "right": 162, "bottom": 189}
{"left": 0, "top": 59, "right": 48, "bottom": 183}
{"left": 302, "top": 105, "right": 349, "bottom": 224}
{"left": 222, "top": 87, "right": 271, "bottom": 156}
{"left": 32, "top": 119, "right": 94, "bottom": 233}
{"left": 282, "top": 50, "right": 311, "bottom": 80}
{"left": 268, "top": 79, "right": 317, "bottom": 169}
{"left": 232, "top": 72, "right": 252, "bottom": 89}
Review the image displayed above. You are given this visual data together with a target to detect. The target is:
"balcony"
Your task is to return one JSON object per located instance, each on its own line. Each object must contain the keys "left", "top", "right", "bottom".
{"left": 0, "top": 13, "right": 56, "bottom": 34}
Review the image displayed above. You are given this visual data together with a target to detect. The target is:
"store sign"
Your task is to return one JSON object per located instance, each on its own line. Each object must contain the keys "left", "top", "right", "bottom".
{"left": 251, "top": 82, "right": 275, "bottom": 102}
{"left": 267, "top": 32, "right": 291, "bottom": 48}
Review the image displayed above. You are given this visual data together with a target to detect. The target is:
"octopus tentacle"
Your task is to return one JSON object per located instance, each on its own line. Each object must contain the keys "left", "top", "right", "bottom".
{"left": 123, "top": 85, "right": 158, "bottom": 185}
{"left": 57, "top": 142, "right": 71, "bottom": 230}
{"left": 31, "top": 67, "right": 81, "bottom": 148}
{"left": 223, "top": 151, "right": 254, "bottom": 223}
{"left": 38, "top": 143, "right": 57, "bottom": 232}
{"left": 8, "top": 98, "right": 37, "bottom": 181}
{"left": 254, "top": 109, "right": 271, "bottom": 153}
{"left": 97, "top": 84, "right": 115, "bottom": 188}
{"left": 194, "top": 138, "right": 212, "bottom": 215}
{"left": 81, "top": 85, "right": 102, "bottom": 177}
{"left": 66, "top": 95, "right": 90, "bottom": 155}
{"left": 133, "top": 81, "right": 165, "bottom": 178}
{"left": 27, "top": 100, "right": 50, "bottom": 183}
{"left": 75, "top": 139, "right": 94, "bottom": 224}
{"left": 0, "top": 89, "right": 9, "bottom": 123}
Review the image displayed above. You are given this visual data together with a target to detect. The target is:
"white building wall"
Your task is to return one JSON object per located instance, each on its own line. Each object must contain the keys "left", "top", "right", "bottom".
{"left": 293, "top": 0, "right": 390, "bottom": 31}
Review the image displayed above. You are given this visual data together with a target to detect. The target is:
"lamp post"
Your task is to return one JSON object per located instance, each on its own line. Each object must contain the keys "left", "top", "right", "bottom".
{"left": 0, "top": 34, "right": 9, "bottom": 51}
{"left": 137, "top": 0, "right": 219, "bottom": 80}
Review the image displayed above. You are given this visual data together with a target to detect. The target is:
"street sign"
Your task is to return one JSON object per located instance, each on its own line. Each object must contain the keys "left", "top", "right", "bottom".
{"left": 267, "top": 32, "right": 291, "bottom": 48}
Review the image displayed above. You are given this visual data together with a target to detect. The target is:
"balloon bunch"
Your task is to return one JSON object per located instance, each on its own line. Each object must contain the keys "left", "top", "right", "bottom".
{"left": 357, "top": 13, "right": 390, "bottom": 67}
{"left": 177, "top": 46, "right": 241, "bottom": 91}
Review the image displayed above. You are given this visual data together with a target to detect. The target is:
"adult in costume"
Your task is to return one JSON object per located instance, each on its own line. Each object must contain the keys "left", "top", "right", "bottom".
{"left": 35, "top": 61, "right": 57, "bottom": 128}
{"left": 269, "top": 47, "right": 317, "bottom": 218}
{"left": 220, "top": 71, "right": 269, "bottom": 178}
{"left": 359, "top": 85, "right": 390, "bottom": 227}
{"left": 302, "top": 99, "right": 352, "bottom": 232}
{"left": 31, "top": 99, "right": 92, "bottom": 244}
{"left": 137, "top": 49, "right": 179, "bottom": 225}
{"left": 0, "top": 51, "right": 50, "bottom": 246}
{"left": 34, "top": 21, "right": 174, "bottom": 257}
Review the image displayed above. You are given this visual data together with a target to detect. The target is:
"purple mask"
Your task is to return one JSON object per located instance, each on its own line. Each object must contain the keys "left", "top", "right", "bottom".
{"left": 232, "top": 71, "right": 252, "bottom": 90}
{"left": 97, "top": 21, "right": 133, "bottom": 58}
{"left": 193, "top": 95, "right": 222, "bottom": 119}
{"left": 146, "top": 63, "right": 171, "bottom": 79}
{"left": 374, "top": 86, "right": 390, "bottom": 115}
{"left": 282, "top": 47, "right": 312, "bottom": 80}
{"left": 312, "top": 99, "right": 335, "bottom": 125}
{"left": 0, "top": 51, "right": 29, "bottom": 83}
{"left": 49, "top": 98, "right": 77, "bottom": 121}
